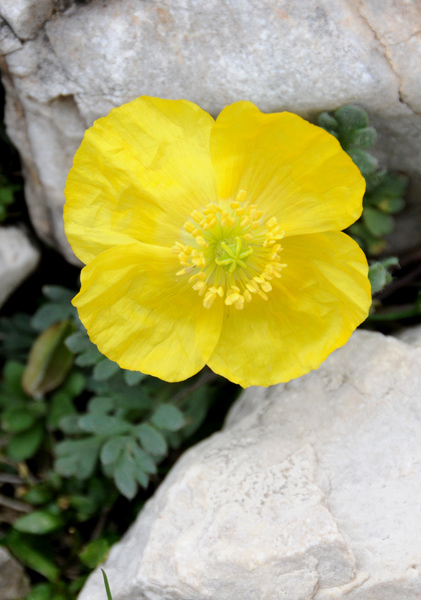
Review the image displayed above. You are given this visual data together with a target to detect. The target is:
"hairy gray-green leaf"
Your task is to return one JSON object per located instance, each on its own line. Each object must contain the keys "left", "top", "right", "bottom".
{"left": 368, "top": 258, "right": 399, "bottom": 294}
{"left": 78, "top": 414, "right": 131, "bottom": 436}
{"left": 124, "top": 370, "right": 147, "bottom": 386}
{"left": 88, "top": 396, "right": 114, "bottom": 415}
{"left": 347, "top": 126, "right": 377, "bottom": 149}
{"left": 135, "top": 423, "right": 167, "bottom": 456}
{"left": 114, "top": 450, "right": 137, "bottom": 499}
{"left": 347, "top": 148, "right": 378, "bottom": 177}
{"left": 100, "top": 436, "right": 128, "bottom": 465}
{"left": 335, "top": 104, "right": 368, "bottom": 132}
{"left": 131, "top": 443, "right": 157, "bottom": 475}
{"left": 55, "top": 437, "right": 102, "bottom": 479}
{"left": 58, "top": 414, "right": 84, "bottom": 435}
{"left": 151, "top": 404, "right": 185, "bottom": 431}
{"left": 75, "top": 346, "right": 103, "bottom": 367}
{"left": 93, "top": 358, "right": 121, "bottom": 381}
{"left": 65, "top": 331, "right": 91, "bottom": 354}
{"left": 317, "top": 111, "right": 338, "bottom": 131}
{"left": 31, "top": 304, "right": 75, "bottom": 332}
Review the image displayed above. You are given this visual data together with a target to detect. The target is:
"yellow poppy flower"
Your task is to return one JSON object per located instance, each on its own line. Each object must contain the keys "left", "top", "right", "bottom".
{"left": 64, "top": 97, "right": 371, "bottom": 388}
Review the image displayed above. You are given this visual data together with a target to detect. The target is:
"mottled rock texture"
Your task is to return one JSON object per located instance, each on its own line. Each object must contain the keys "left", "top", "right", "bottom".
{"left": 0, "top": 546, "right": 29, "bottom": 600}
{"left": 0, "top": 226, "right": 39, "bottom": 307}
{"left": 78, "top": 329, "right": 421, "bottom": 600}
{"left": 0, "top": 0, "right": 420, "bottom": 263}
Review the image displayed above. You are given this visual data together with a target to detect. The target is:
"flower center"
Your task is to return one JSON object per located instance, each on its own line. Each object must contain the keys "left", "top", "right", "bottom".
{"left": 214, "top": 237, "right": 253, "bottom": 272}
{"left": 172, "top": 190, "right": 287, "bottom": 310}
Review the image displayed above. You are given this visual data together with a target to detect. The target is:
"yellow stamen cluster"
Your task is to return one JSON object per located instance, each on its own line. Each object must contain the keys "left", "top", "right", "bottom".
{"left": 172, "top": 190, "right": 287, "bottom": 309}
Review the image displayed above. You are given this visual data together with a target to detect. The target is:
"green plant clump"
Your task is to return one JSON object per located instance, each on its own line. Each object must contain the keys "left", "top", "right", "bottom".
{"left": 0, "top": 286, "right": 228, "bottom": 597}
{"left": 318, "top": 104, "right": 408, "bottom": 257}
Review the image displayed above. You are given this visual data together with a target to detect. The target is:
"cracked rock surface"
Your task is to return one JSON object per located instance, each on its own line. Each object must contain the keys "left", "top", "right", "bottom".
{"left": 0, "top": 0, "right": 420, "bottom": 263}
{"left": 78, "top": 329, "right": 421, "bottom": 600}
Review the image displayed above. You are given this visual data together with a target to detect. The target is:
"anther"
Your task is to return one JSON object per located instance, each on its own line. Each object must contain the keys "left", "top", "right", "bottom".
{"left": 225, "top": 292, "right": 240, "bottom": 306}
{"left": 246, "top": 280, "right": 259, "bottom": 293}
{"left": 203, "top": 291, "right": 215, "bottom": 309}
{"left": 184, "top": 221, "right": 196, "bottom": 233}
{"left": 193, "top": 281, "right": 207, "bottom": 296}
{"left": 236, "top": 189, "right": 247, "bottom": 203}
{"left": 266, "top": 217, "right": 278, "bottom": 228}
{"left": 192, "top": 210, "right": 203, "bottom": 222}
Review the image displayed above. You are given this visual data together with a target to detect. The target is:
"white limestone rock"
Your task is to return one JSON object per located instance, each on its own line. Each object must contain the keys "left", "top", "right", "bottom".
{"left": 0, "top": 546, "right": 29, "bottom": 600}
{"left": 0, "top": 0, "right": 54, "bottom": 41}
{"left": 0, "top": 20, "right": 22, "bottom": 55}
{"left": 78, "top": 330, "right": 421, "bottom": 600}
{"left": 395, "top": 323, "right": 421, "bottom": 349}
{"left": 0, "top": 0, "right": 420, "bottom": 263}
{"left": 0, "top": 226, "right": 40, "bottom": 308}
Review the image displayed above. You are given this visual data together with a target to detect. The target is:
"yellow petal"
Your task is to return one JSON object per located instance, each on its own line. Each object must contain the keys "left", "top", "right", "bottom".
{"left": 207, "top": 232, "right": 371, "bottom": 387}
{"left": 64, "top": 97, "right": 217, "bottom": 264}
{"left": 210, "top": 102, "right": 365, "bottom": 236}
{"left": 73, "top": 243, "right": 223, "bottom": 381}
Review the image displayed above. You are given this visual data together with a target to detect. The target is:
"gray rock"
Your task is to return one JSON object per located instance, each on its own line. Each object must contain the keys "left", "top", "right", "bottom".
{"left": 0, "top": 226, "right": 40, "bottom": 308}
{"left": 0, "top": 0, "right": 421, "bottom": 263}
{"left": 78, "top": 329, "right": 421, "bottom": 600}
{"left": 0, "top": 547, "right": 29, "bottom": 600}
{"left": 395, "top": 323, "right": 421, "bottom": 349}
{"left": 0, "top": 0, "right": 54, "bottom": 41}
{"left": 0, "top": 20, "right": 22, "bottom": 55}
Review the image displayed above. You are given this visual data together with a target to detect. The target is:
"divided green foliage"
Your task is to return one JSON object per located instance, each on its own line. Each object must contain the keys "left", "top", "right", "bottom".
{"left": 318, "top": 105, "right": 408, "bottom": 257}
{"left": 55, "top": 360, "right": 213, "bottom": 499}
{"left": 0, "top": 285, "right": 222, "bottom": 597}
{"left": 1, "top": 288, "right": 217, "bottom": 500}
